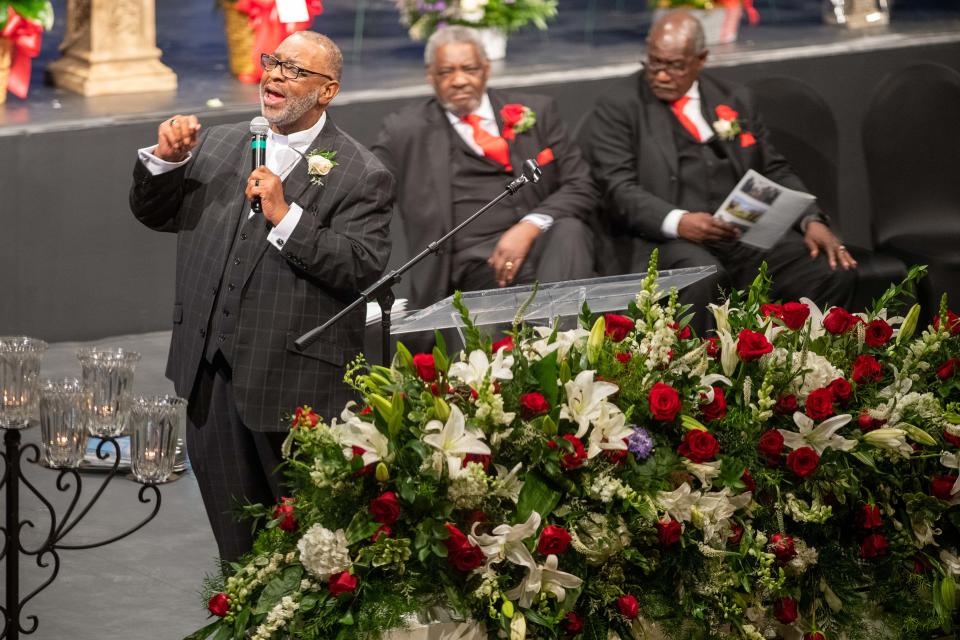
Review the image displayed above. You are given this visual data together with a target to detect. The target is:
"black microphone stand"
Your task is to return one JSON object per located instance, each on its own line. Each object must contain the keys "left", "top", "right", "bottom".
{"left": 295, "top": 159, "right": 542, "bottom": 365}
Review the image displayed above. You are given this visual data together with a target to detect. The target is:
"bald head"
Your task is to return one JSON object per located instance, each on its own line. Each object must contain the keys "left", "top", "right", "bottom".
{"left": 287, "top": 30, "right": 344, "bottom": 81}
{"left": 643, "top": 10, "right": 708, "bottom": 103}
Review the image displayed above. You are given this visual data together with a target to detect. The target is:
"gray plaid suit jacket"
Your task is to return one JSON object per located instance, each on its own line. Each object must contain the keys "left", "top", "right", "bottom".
{"left": 130, "top": 118, "right": 394, "bottom": 430}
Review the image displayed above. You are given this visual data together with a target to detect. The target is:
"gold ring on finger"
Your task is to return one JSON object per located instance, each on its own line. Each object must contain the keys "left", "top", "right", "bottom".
{"left": 170, "top": 118, "right": 178, "bottom": 127}
{"left": 504, "top": 261, "right": 514, "bottom": 270}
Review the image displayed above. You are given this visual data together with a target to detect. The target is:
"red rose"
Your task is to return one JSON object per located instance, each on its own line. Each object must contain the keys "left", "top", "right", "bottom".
{"left": 500, "top": 103, "right": 526, "bottom": 126}
{"left": 563, "top": 612, "right": 584, "bottom": 635}
{"left": 787, "top": 446, "right": 820, "bottom": 478}
{"left": 273, "top": 497, "right": 297, "bottom": 532}
{"left": 934, "top": 310, "right": 960, "bottom": 335}
{"left": 413, "top": 353, "right": 437, "bottom": 382}
{"left": 537, "top": 524, "right": 572, "bottom": 555}
{"left": 938, "top": 358, "right": 959, "bottom": 379}
{"left": 370, "top": 491, "right": 401, "bottom": 524}
{"left": 444, "top": 524, "right": 485, "bottom": 572}
{"left": 677, "top": 429, "right": 720, "bottom": 463}
{"left": 769, "top": 533, "right": 796, "bottom": 563}
{"left": 858, "top": 412, "right": 883, "bottom": 433}
{"left": 852, "top": 354, "right": 883, "bottom": 384}
{"left": 932, "top": 475, "right": 958, "bottom": 501}
{"left": 207, "top": 592, "right": 230, "bottom": 617}
{"left": 372, "top": 525, "right": 393, "bottom": 542}
{"left": 604, "top": 448, "right": 630, "bottom": 465}
{"left": 775, "top": 394, "right": 798, "bottom": 415}
{"left": 858, "top": 504, "right": 882, "bottom": 529}
{"left": 648, "top": 382, "right": 681, "bottom": 421}
{"left": 463, "top": 453, "right": 492, "bottom": 470}
{"left": 605, "top": 314, "right": 635, "bottom": 342}
{"left": 716, "top": 104, "right": 739, "bottom": 121}
{"left": 292, "top": 406, "right": 320, "bottom": 429}
{"left": 805, "top": 387, "right": 835, "bottom": 420}
{"left": 520, "top": 392, "right": 550, "bottom": 419}
{"left": 699, "top": 386, "right": 727, "bottom": 423}
{"left": 823, "top": 307, "right": 859, "bottom": 334}
{"left": 864, "top": 318, "right": 893, "bottom": 347}
{"left": 704, "top": 336, "right": 720, "bottom": 358}
{"left": 827, "top": 378, "right": 852, "bottom": 405}
{"left": 465, "top": 510, "right": 487, "bottom": 528}
{"left": 781, "top": 301, "right": 810, "bottom": 330}
{"left": 804, "top": 633, "right": 826, "bottom": 640}
{"left": 329, "top": 571, "right": 359, "bottom": 596}
{"left": 656, "top": 518, "right": 683, "bottom": 546}
{"left": 761, "top": 303, "right": 783, "bottom": 319}
{"left": 617, "top": 594, "right": 639, "bottom": 619}
{"left": 492, "top": 335, "right": 514, "bottom": 353}
{"left": 736, "top": 329, "right": 773, "bottom": 362}
{"left": 945, "top": 431, "right": 960, "bottom": 448}
{"left": 549, "top": 435, "right": 587, "bottom": 469}
{"left": 615, "top": 351, "right": 632, "bottom": 364}
{"left": 728, "top": 523, "right": 744, "bottom": 545}
{"left": 774, "top": 597, "right": 799, "bottom": 624}
{"left": 860, "top": 533, "right": 890, "bottom": 559}
{"left": 670, "top": 321, "right": 692, "bottom": 340}
{"left": 741, "top": 468, "right": 756, "bottom": 493}
{"left": 758, "top": 429, "right": 785, "bottom": 464}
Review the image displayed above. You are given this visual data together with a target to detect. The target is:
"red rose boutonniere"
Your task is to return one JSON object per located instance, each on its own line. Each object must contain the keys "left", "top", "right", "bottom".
{"left": 500, "top": 103, "right": 536, "bottom": 141}
{"left": 713, "top": 104, "right": 755, "bottom": 147}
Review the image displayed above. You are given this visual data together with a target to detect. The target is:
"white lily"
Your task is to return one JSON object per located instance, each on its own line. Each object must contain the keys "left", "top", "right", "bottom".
{"left": 448, "top": 348, "right": 514, "bottom": 389}
{"left": 940, "top": 452, "right": 960, "bottom": 496}
{"left": 423, "top": 405, "right": 491, "bottom": 478}
{"left": 526, "top": 326, "right": 590, "bottom": 361}
{"left": 470, "top": 512, "right": 541, "bottom": 569}
{"left": 503, "top": 551, "right": 584, "bottom": 608}
{"left": 586, "top": 402, "right": 633, "bottom": 459}
{"left": 561, "top": 370, "right": 619, "bottom": 438}
{"left": 940, "top": 549, "right": 960, "bottom": 578}
{"left": 657, "top": 482, "right": 701, "bottom": 523}
{"left": 492, "top": 462, "right": 524, "bottom": 502}
{"left": 330, "top": 404, "right": 390, "bottom": 466}
{"left": 682, "top": 459, "right": 723, "bottom": 489}
{"left": 716, "top": 329, "right": 739, "bottom": 377}
{"left": 778, "top": 413, "right": 857, "bottom": 455}
{"left": 697, "top": 373, "right": 732, "bottom": 403}
{"left": 800, "top": 297, "right": 827, "bottom": 340}
{"left": 708, "top": 299, "right": 732, "bottom": 334}
{"left": 693, "top": 488, "right": 752, "bottom": 544}
{"left": 862, "top": 427, "right": 913, "bottom": 458}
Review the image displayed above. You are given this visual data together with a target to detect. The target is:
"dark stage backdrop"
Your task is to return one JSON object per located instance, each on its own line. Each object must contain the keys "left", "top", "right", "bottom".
{"left": 2, "top": 42, "right": 959, "bottom": 342}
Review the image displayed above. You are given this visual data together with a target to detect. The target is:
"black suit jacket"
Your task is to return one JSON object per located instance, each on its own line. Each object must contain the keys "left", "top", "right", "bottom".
{"left": 578, "top": 71, "right": 824, "bottom": 243}
{"left": 130, "top": 118, "right": 394, "bottom": 429}
{"left": 371, "top": 89, "right": 597, "bottom": 310}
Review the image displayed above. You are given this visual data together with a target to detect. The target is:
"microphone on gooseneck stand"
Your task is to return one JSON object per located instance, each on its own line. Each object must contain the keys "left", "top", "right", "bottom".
{"left": 249, "top": 116, "right": 270, "bottom": 214}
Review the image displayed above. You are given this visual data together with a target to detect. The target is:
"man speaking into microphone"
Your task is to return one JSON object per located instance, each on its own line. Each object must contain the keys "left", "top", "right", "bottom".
{"left": 129, "top": 31, "right": 394, "bottom": 561}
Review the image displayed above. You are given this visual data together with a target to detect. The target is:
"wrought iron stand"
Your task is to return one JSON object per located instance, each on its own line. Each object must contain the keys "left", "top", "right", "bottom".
{"left": 1, "top": 428, "right": 161, "bottom": 640}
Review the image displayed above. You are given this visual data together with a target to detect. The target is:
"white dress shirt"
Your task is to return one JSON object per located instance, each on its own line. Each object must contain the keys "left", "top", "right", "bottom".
{"left": 137, "top": 112, "right": 328, "bottom": 250}
{"left": 660, "top": 81, "right": 715, "bottom": 239}
{"left": 446, "top": 93, "right": 553, "bottom": 232}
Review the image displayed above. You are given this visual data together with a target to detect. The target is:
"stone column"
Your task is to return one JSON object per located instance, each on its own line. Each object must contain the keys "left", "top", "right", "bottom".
{"left": 48, "top": 0, "right": 176, "bottom": 96}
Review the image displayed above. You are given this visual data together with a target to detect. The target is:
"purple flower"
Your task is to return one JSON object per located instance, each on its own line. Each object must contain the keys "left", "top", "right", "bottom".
{"left": 627, "top": 427, "right": 654, "bottom": 461}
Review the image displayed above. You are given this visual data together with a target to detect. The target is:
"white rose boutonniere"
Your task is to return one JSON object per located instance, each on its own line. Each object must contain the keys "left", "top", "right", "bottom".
{"left": 305, "top": 149, "right": 338, "bottom": 186}
{"left": 711, "top": 104, "right": 742, "bottom": 141}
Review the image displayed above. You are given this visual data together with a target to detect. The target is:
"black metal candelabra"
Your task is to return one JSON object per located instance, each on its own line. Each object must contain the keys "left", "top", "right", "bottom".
{"left": 1, "top": 428, "right": 162, "bottom": 640}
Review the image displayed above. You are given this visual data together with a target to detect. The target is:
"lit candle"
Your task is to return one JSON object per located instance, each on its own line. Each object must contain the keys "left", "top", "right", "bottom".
{"left": 56, "top": 435, "right": 69, "bottom": 447}
{"left": 143, "top": 450, "right": 157, "bottom": 462}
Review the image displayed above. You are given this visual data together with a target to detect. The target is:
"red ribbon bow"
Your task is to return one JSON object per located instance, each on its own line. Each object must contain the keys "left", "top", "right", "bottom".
{"left": 233, "top": 0, "right": 324, "bottom": 84}
{"left": 2, "top": 8, "right": 44, "bottom": 99}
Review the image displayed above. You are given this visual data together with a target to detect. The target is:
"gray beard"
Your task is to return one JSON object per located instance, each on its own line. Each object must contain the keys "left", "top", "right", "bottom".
{"left": 261, "top": 87, "right": 321, "bottom": 127}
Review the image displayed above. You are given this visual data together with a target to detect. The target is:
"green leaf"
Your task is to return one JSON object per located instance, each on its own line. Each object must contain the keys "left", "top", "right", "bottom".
{"left": 254, "top": 565, "right": 303, "bottom": 615}
{"left": 394, "top": 341, "right": 414, "bottom": 372}
{"left": 233, "top": 608, "right": 250, "bottom": 638}
{"left": 345, "top": 510, "right": 380, "bottom": 545}
{"left": 211, "top": 624, "right": 233, "bottom": 640}
{"left": 851, "top": 450, "right": 879, "bottom": 472}
{"left": 182, "top": 620, "right": 223, "bottom": 640}
{"left": 530, "top": 350, "right": 560, "bottom": 407}
{"left": 515, "top": 471, "right": 561, "bottom": 523}
{"left": 452, "top": 291, "right": 483, "bottom": 353}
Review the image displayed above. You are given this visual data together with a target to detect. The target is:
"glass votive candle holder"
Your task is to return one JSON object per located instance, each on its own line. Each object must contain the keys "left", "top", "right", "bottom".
{"left": 39, "top": 378, "right": 90, "bottom": 468}
{"left": 77, "top": 348, "right": 141, "bottom": 438}
{"left": 0, "top": 336, "right": 48, "bottom": 430}
{"left": 129, "top": 395, "right": 184, "bottom": 484}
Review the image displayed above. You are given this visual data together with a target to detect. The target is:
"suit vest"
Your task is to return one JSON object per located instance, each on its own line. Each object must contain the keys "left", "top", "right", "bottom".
{"left": 672, "top": 121, "right": 741, "bottom": 214}
{"left": 449, "top": 133, "right": 519, "bottom": 255}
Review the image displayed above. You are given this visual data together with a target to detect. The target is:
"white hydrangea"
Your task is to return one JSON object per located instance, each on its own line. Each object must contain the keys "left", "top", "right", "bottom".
{"left": 762, "top": 348, "right": 843, "bottom": 400}
{"left": 447, "top": 461, "right": 490, "bottom": 509}
{"left": 297, "top": 525, "right": 351, "bottom": 580}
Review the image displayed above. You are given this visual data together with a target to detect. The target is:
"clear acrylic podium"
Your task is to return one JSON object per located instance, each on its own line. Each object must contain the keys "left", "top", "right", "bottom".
{"left": 389, "top": 266, "right": 717, "bottom": 347}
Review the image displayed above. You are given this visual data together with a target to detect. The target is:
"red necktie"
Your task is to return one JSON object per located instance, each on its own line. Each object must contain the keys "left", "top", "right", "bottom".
{"left": 671, "top": 96, "right": 702, "bottom": 142}
{"left": 462, "top": 114, "right": 512, "bottom": 171}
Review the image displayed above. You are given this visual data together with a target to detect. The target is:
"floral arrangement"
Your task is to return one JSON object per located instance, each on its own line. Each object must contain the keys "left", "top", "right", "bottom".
{"left": 190, "top": 255, "right": 960, "bottom": 640}
{"left": 395, "top": 0, "right": 557, "bottom": 41}
{"left": 1, "top": 0, "right": 53, "bottom": 100}
{"left": 0, "top": 1, "right": 52, "bottom": 30}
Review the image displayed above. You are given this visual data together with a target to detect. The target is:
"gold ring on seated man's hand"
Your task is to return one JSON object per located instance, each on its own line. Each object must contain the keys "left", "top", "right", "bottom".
{"left": 504, "top": 261, "right": 514, "bottom": 270}
{"left": 837, "top": 245, "right": 847, "bottom": 252}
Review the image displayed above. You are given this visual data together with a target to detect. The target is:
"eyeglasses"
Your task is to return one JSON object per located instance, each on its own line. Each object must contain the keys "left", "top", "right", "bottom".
{"left": 260, "top": 54, "right": 334, "bottom": 81}
{"left": 644, "top": 56, "right": 695, "bottom": 75}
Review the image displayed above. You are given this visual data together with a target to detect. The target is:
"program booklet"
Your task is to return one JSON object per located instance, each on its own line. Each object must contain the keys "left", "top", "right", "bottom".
{"left": 714, "top": 169, "right": 816, "bottom": 250}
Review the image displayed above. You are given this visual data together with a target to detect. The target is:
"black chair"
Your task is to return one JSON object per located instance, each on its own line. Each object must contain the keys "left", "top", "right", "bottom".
{"left": 862, "top": 63, "right": 960, "bottom": 318}
{"left": 747, "top": 75, "right": 907, "bottom": 312}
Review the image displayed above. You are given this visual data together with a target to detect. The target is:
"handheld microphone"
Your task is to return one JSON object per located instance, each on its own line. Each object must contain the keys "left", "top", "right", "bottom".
{"left": 522, "top": 159, "right": 542, "bottom": 184}
{"left": 249, "top": 116, "right": 270, "bottom": 214}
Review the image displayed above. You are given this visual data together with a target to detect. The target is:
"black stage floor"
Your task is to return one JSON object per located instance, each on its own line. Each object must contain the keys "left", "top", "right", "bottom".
{"left": 2, "top": 0, "right": 959, "bottom": 133}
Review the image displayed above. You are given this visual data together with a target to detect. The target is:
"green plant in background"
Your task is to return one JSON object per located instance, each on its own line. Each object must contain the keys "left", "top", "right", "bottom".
{"left": 0, "top": 0, "right": 54, "bottom": 30}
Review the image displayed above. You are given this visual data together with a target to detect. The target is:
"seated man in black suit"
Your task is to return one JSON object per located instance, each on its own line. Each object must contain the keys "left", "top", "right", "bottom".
{"left": 372, "top": 26, "right": 597, "bottom": 312}
{"left": 578, "top": 11, "right": 857, "bottom": 320}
